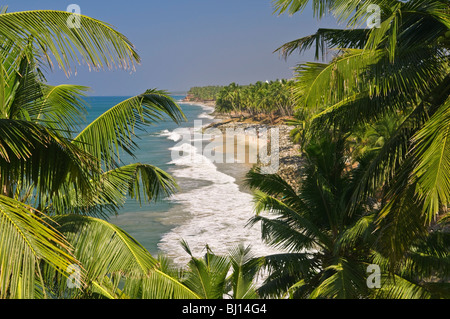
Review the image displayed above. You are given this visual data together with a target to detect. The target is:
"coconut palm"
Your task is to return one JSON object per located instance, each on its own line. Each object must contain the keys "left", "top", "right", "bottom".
{"left": 246, "top": 135, "right": 449, "bottom": 299}
{"left": 41, "top": 215, "right": 199, "bottom": 299}
{"left": 187, "top": 86, "right": 223, "bottom": 101}
{"left": 348, "top": 114, "right": 405, "bottom": 160}
{"left": 178, "top": 241, "right": 262, "bottom": 299}
{"left": 274, "top": 0, "right": 450, "bottom": 266}
{"left": 216, "top": 83, "right": 239, "bottom": 114}
{"left": 215, "top": 80, "right": 296, "bottom": 119}
{"left": 0, "top": 8, "right": 192, "bottom": 299}
{"left": 246, "top": 136, "right": 376, "bottom": 298}
{"left": 0, "top": 6, "right": 139, "bottom": 75}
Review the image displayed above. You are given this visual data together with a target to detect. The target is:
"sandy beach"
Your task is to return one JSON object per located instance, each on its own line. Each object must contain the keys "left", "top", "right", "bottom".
{"left": 182, "top": 99, "right": 304, "bottom": 192}
{"left": 154, "top": 100, "right": 305, "bottom": 265}
{"left": 201, "top": 110, "right": 304, "bottom": 193}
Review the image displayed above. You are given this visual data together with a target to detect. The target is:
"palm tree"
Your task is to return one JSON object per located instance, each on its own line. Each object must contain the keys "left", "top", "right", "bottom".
{"left": 216, "top": 84, "right": 240, "bottom": 114}
{"left": 0, "top": 6, "right": 139, "bottom": 75}
{"left": 215, "top": 80, "right": 296, "bottom": 119}
{"left": 274, "top": 0, "right": 449, "bottom": 267}
{"left": 178, "top": 241, "right": 262, "bottom": 299}
{"left": 41, "top": 215, "right": 199, "bottom": 299}
{"left": 246, "top": 135, "right": 449, "bottom": 299}
{"left": 348, "top": 114, "right": 404, "bottom": 160}
{"left": 0, "top": 8, "right": 192, "bottom": 299}
{"left": 246, "top": 136, "right": 375, "bottom": 298}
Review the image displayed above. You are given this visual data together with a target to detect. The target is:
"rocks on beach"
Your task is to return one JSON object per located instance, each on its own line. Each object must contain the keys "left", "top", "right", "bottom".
{"left": 204, "top": 115, "right": 304, "bottom": 193}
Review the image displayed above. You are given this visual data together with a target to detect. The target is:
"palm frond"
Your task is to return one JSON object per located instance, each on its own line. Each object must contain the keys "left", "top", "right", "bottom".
{"left": 412, "top": 97, "right": 450, "bottom": 223}
{"left": 249, "top": 214, "right": 318, "bottom": 252}
{"left": 0, "top": 195, "right": 77, "bottom": 299}
{"left": 246, "top": 169, "right": 300, "bottom": 207}
{"left": 0, "top": 10, "right": 140, "bottom": 74}
{"left": 227, "top": 244, "right": 261, "bottom": 299}
{"left": 294, "top": 49, "right": 383, "bottom": 110}
{"left": 0, "top": 119, "right": 96, "bottom": 200}
{"left": 336, "top": 212, "right": 377, "bottom": 253}
{"left": 309, "top": 258, "right": 368, "bottom": 299}
{"left": 375, "top": 185, "right": 429, "bottom": 266}
{"left": 37, "top": 84, "right": 89, "bottom": 133}
{"left": 103, "top": 163, "right": 178, "bottom": 205}
{"left": 272, "top": 0, "right": 335, "bottom": 18}
{"left": 348, "top": 102, "right": 427, "bottom": 209}
{"left": 275, "top": 28, "right": 371, "bottom": 60}
{"left": 46, "top": 163, "right": 178, "bottom": 218}
{"left": 73, "top": 91, "right": 185, "bottom": 170}
{"left": 376, "top": 274, "right": 432, "bottom": 299}
{"left": 250, "top": 190, "right": 332, "bottom": 250}
{"left": 257, "top": 252, "right": 318, "bottom": 298}
{"left": 44, "top": 215, "right": 198, "bottom": 299}
{"left": 181, "top": 242, "right": 231, "bottom": 299}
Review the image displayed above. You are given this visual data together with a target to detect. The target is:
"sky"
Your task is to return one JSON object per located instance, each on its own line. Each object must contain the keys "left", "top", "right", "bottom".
{"left": 8, "top": 0, "right": 340, "bottom": 96}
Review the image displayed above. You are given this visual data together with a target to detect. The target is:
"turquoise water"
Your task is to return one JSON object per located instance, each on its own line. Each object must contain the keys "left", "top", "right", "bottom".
{"left": 83, "top": 95, "right": 210, "bottom": 255}
{"left": 83, "top": 96, "right": 279, "bottom": 265}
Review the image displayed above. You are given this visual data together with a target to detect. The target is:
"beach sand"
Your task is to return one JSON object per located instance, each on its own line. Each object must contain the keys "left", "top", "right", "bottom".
{"left": 203, "top": 125, "right": 268, "bottom": 194}
{"left": 157, "top": 100, "right": 302, "bottom": 265}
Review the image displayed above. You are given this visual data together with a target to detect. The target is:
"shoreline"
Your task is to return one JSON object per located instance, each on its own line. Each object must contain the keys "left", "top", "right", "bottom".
{"left": 156, "top": 99, "right": 303, "bottom": 265}
{"left": 183, "top": 99, "right": 303, "bottom": 193}
{"left": 157, "top": 100, "right": 286, "bottom": 265}
{"left": 180, "top": 100, "right": 259, "bottom": 194}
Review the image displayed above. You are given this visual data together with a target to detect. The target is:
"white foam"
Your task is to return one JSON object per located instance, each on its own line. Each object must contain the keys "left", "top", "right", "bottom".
{"left": 158, "top": 123, "right": 282, "bottom": 266}
{"left": 198, "top": 112, "right": 214, "bottom": 120}
{"left": 158, "top": 128, "right": 191, "bottom": 142}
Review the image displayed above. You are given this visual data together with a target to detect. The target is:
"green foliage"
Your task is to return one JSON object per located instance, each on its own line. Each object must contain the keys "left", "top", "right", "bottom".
{"left": 215, "top": 80, "right": 296, "bottom": 117}
{"left": 42, "top": 215, "right": 200, "bottom": 299}
{"left": 0, "top": 7, "right": 139, "bottom": 75}
{"left": 0, "top": 195, "right": 76, "bottom": 299}
{"left": 0, "top": 8, "right": 190, "bottom": 299}
{"left": 247, "top": 136, "right": 375, "bottom": 299}
{"left": 187, "top": 86, "right": 224, "bottom": 101}
{"left": 261, "top": 0, "right": 450, "bottom": 299}
{"left": 178, "top": 241, "right": 263, "bottom": 299}
{"left": 246, "top": 135, "right": 449, "bottom": 299}
{"left": 2, "top": 0, "right": 449, "bottom": 300}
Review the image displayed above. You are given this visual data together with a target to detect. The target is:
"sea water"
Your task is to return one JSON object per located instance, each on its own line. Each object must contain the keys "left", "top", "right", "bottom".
{"left": 84, "top": 96, "right": 279, "bottom": 266}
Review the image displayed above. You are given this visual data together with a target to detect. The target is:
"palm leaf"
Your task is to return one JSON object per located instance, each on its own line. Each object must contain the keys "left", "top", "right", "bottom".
{"left": 0, "top": 195, "right": 77, "bottom": 299}
{"left": 249, "top": 214, "right": 318, "bottom": 252}
{"left": 0, "top": 41, "right": 89, "bottom": 133}
{"left": 275, "top": 28, "right": 371, "bottom": 60}
{"left": 180, "top": 241, "right": 231, "bottom": 299}
{"left": 412, "top": 97, "right": 450, "bottom": 223}
{"left": 272, "top": 0, "right": 335, "bottom": 18}
{"left": 250, "top": 190, "right": 332, "bottom": 250}
{"left": 375, "top": 185, "right": 429, "bottom": 266}
{"left": 0, "top": 119, "right": 95, "bottom": 200}
{"left": 37, "top": 84, "right": 89, "bottom": 133}
{"left": 376, "top": 274, "right": 432, "bottom": 299}
{"left": 227, "top": 245, "right": 261, "bottom": 299}
{"left": 294, "top": 49, "right": 383, "bottom": 110}
{"left": 0, "top": 10, "right": 140, "bottom": 74}
{"left": 347, "top": 100, "right": 431, "bottom": 211}
{"left": 309, "top": 258, "right": 368, "bottom": 299}
{"left": 257, "top": 252, "right": 318, "bottom": 298}
{"left": 45, "top": 215, "right": 198, "bottom": 299}
{"left": 93, "top": 163, "right": 178, "bottom": 215}
{"left": 73, "top": 91, "right": 185, "bottom": 170}
{"left": 336, "top": 212, "right": 377, "bottom": 253}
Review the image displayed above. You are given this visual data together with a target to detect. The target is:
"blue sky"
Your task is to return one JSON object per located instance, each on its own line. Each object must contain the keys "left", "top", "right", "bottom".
{"left": 8, "top": 0, "right": 339, "bottom": 96}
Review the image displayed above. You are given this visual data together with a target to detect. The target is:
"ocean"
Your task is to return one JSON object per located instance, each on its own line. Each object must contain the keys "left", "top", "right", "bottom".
{"left": 84, "top": 96, "right": 278, "bottom": 266}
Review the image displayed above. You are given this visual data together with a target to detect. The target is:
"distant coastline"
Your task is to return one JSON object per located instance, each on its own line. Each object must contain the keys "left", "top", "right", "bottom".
{"left": 181, "top": 95, "right": 217, "bottom": 108}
